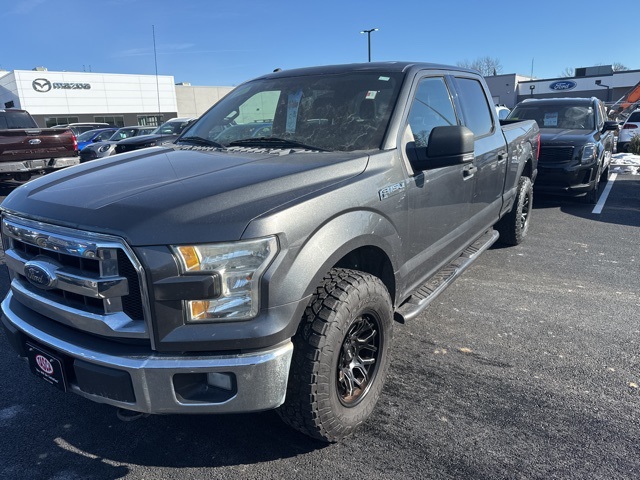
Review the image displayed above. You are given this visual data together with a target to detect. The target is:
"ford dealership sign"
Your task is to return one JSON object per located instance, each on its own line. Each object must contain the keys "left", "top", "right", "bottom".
{"left": 549, "top": 80, "right": 577, "bottom": 91}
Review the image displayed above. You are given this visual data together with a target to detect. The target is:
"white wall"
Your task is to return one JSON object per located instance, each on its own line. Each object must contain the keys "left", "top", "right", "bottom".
{"left": 11, "top": 70, "right": 177, "bottom": 115}
{"left": 176, "top": 85, "right": 234, "bottom": 118}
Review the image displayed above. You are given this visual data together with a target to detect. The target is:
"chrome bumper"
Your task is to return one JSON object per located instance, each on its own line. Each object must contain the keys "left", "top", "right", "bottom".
{"left": 2, "top": 293, "right": 293, "bottom": 414}
{"left": 0, "top": 156, "right": 79, "bottom": 173}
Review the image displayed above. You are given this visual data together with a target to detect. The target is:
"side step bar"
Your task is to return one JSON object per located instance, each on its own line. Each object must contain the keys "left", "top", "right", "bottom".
{"left": 396, "top": 229, "right": 499, "bottom": 322}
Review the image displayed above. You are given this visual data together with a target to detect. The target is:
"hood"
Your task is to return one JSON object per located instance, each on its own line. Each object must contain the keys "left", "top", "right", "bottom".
{"left": 2, "top": 146, "right": 369, "bottom": 245}
{"left": 539, "top": 128, "right": 594, "bottom": 145}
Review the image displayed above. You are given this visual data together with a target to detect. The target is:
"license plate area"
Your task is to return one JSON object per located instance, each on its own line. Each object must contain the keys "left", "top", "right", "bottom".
{"left": 26, "top": 342, "right": 68, "bottom": 392}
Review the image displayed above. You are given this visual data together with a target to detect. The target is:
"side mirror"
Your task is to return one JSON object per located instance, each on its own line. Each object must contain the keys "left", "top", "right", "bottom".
{"left": 407, "top": 125, "right": 475, "bottom": 170}
{"left": 603, "top": 121, "right": 619, "bottom": 132}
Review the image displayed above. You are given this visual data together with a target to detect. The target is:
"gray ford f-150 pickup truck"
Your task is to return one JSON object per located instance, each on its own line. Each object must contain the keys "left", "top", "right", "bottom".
{"left": 0, "top": 62, "right": 539, "bottom": 442}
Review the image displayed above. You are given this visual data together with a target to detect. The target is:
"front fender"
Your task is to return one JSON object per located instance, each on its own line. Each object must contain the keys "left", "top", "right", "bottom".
{"left": 264, "top": 209, "right": 402, "bottom": 310}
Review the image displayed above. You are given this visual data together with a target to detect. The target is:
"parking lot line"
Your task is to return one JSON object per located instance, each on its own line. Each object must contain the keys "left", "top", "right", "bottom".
{"left": 592, "top": 173, "right": 617, "bottom": 214}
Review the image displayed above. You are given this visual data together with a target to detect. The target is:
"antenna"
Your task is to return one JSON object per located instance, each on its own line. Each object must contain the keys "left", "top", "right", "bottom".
{"left": 530, "top": 58, "right": 534, "bottom": 80}
{"left": 152, "top": 25, "right": 161, "bottom": 125}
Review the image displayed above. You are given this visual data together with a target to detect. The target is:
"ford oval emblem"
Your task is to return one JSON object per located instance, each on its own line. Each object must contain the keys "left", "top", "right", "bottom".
{"left": 28, "top": 138, "right": 42, "bottom": 145}
{"left": 23, "top": 261, "right": 58, "bottom": 290}
{"left": 549, "top": 80, "right": 577, "bottom": 91}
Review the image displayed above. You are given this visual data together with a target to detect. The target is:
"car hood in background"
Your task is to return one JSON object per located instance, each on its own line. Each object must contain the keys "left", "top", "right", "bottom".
{"left": 539, "top": 128, "right": 595, "bottom": 144}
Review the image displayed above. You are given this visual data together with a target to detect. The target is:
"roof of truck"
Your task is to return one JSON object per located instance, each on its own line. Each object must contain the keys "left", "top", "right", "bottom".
{"left": 258, "top": 62, "right": 477, "bottom": 80}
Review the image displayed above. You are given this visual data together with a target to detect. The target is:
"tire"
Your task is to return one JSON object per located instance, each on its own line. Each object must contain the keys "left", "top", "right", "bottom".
{"left": 600, "top": 164, "right": 610, "bottom": 182}
{"left": 584, "top": 163, "right": 602, "bottom": 204}
{"left": 277, "top": 268, "right": 393, "bottom": 442}
{"left": 495, "top": 176, "right": 533, "bottom": 246}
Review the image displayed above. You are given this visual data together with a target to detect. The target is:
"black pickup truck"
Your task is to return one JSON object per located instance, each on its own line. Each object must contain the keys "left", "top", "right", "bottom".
{"left": 0, "top": 62, "right": 539, "bottom": 442}
{"left": 507, "top": 97, "right": 617, "bottom": 203}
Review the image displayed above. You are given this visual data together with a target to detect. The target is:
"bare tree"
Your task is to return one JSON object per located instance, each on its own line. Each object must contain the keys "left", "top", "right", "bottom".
{"left": 457, "top": 57, "right": 503, "bottom": 77}
{"left": 559, "top": 67, "right": 575, "bottom": 78}
{"left": 612, "top": 62, "right": 629, "bottom": 72}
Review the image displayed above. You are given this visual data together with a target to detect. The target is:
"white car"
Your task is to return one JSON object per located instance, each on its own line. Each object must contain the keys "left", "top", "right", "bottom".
{"left": 617, "top": 109, "right": 640, "bottom": 152}
{"left": 495, "top": 105, "right": 511, "bottom": 120}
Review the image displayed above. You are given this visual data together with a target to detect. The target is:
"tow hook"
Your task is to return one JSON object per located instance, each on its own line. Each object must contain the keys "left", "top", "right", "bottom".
{"left": 116, "top": 408, "right": 149, "bottom": 422}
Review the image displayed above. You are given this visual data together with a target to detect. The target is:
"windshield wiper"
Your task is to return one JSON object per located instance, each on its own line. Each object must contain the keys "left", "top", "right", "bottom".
{"left": 228, "top": 137, "right": 328, "bottom": 151}
{"left": 178, "top": 136, "right": 225, "bottom": 148}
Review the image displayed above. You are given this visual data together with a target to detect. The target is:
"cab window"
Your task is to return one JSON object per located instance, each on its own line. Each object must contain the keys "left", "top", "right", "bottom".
{"left": 407, "top": 77, "right": 457, "bottom": 147}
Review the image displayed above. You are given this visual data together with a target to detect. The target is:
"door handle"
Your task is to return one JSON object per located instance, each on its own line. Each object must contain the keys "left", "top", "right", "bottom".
{"left": 463, "top": 165, "right": 477, "bottom": 178}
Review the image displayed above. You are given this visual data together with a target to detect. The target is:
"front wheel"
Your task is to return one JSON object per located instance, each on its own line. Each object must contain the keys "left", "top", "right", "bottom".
{"left": 495, "top": 176, "right": 533, "bottom": 246}
{"left": 277, "top": 268, "right": 393, "bottom": 442}
{"left": 584, "top": 163, "right": 602, "bottom": 204}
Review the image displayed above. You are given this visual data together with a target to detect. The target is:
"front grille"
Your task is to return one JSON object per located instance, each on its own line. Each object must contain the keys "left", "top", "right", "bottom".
{"left": 539, "top": 146, "right": 574, "bottom": 164}
{"left": 1, "top": 214, "right": 150, "bottom": 342}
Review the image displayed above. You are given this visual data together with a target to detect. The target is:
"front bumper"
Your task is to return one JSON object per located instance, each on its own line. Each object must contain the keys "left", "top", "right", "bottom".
{"left": 534, "top": 161, "right": 597, "bottom": 195}
{"left": 1, "top": 293, "right": 293, "bottom": 414}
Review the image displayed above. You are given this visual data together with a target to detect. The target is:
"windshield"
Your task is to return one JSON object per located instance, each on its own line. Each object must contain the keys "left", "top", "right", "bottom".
{"left": 76, "top": 130, "right": 100, "bottom": 142}
{"left": 153, "top": 120, "right": 192, "bottom": 135}
{"left": 509, "top": 103, "right": 595, "bottom": 130}
{"left": 109, "top": 128, "right": 144, "bottom": 141}
{"left": 182, "top": 71, "right": 403, "bottom": 152}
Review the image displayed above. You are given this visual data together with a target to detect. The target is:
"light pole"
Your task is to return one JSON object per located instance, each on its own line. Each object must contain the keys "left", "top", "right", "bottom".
{"left": 360, "top": 28, "right": 378, "bottom": 62}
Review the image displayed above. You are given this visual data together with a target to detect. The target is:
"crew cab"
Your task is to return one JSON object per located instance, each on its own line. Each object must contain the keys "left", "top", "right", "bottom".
{"left": 507, "top": 97, "right": 617, "bottom": 203}
{"left": 0, "top": 62, "right": 539, "bottom": 442}
{"left": 0, "top": 109, "right": 79, "bottom": 182}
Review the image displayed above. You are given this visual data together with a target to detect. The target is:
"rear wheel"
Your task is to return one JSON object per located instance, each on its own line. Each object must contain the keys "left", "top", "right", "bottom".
{"left": 496, "top": 176, "right": 533, "bottom": 245}
{"left": 278, "top": 268, "right": 393, "bottom": 442}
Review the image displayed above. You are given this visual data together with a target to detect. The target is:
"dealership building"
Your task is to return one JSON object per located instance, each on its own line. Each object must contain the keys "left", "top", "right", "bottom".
{"left": 485, "top": 65, "right": 640, "bottom": 113}
{"left": 0, "top": 68, "right": 233, "bottom": 128}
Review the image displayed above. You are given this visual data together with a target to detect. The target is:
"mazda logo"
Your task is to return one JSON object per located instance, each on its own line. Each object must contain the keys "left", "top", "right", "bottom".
{"left": 32, "top": 78, "right": 52, "bottom": 93}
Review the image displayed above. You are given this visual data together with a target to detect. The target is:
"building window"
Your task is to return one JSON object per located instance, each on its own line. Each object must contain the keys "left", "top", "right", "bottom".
{"left": 45, "top": 116, "right": 79, "bottom": 127}
{"left": 137, "top": 115, "right": 163, "bottom": 127}
{"left": 95, "top": 116, "right": 125, "bottom": 127}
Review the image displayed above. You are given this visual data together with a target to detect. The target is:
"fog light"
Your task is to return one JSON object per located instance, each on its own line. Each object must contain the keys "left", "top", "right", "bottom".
{"left": 207, "top": 372, "right": 233, "bottom": 391}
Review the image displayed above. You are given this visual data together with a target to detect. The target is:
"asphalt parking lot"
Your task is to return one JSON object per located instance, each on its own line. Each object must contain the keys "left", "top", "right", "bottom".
{"left": 0, "top": 174, "right": 638, "bottom": 480}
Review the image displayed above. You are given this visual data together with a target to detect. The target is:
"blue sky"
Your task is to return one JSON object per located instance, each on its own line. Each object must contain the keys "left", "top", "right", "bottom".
{"left": 2, "top": 0, "right": 638, "bottom": 86}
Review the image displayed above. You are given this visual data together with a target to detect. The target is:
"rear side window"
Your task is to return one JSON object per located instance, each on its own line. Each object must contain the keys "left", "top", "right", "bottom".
{"left": 407, "top": 77, "right": 457, "bottom": 147}
{"left": 454, "top": 78, "right": 493, "bottom": 137}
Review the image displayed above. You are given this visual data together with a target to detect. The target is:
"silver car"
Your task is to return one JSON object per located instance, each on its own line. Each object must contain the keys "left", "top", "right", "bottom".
{"left": 79, "top": 126, "right": 156, "bottom": 162}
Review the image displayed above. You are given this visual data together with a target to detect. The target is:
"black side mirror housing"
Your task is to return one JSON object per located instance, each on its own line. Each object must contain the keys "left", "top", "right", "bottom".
{"left": 603, "top": 121, "right": 619, "bottom": 132}
{"left": 407, "top": 125, "right": 475, "bottom": 170}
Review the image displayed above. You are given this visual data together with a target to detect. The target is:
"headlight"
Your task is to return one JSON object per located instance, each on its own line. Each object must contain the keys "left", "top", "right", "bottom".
{"left": 172, "top": 236, "right": 278, "bottom": 321}
{"left": 98, "top": 144, "right": 112, "bottom": 153}
{"left": 580, "top": 143, "right": 597, "bottom": 164}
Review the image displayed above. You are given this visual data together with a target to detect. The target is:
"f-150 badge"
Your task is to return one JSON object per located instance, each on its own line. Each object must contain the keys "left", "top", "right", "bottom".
{"left": 379, "top": 182, "right": 405, "bottom": 200}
